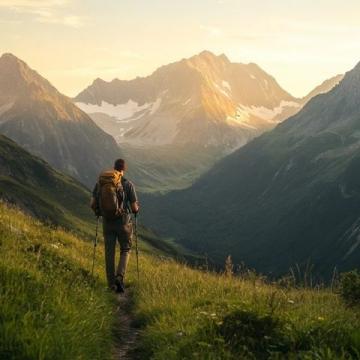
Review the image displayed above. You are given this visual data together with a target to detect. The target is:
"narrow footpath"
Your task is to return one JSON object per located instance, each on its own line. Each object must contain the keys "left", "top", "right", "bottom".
{"left": 112, "top": 292, "right": 141, "bottom": 360}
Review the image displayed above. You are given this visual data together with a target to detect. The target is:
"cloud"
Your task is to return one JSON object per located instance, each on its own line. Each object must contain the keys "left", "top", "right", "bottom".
{"left": 0, "top": 0, "right": 85, "bottom": 28}
{"left": 200, "top": 25, "right": 223, "bottom": 38}
{"left": 36, "top": 14, "right": 85, "bottom": 28}
{"left": 0, "top": 0, "right": 69, "bottom": 8}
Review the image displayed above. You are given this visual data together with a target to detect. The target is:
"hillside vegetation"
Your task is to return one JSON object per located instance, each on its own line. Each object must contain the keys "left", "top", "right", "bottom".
{"left": 0, "top": 202, "right": 115, "bottom": 359}
{"left": 1, "top": 202, "right": 359, "bottom": 359}
{"left": 133, "top": 258, "right": 360, "bottom": 359}
{"left": 0, "top": 133, "right": 95, "bottom": 237}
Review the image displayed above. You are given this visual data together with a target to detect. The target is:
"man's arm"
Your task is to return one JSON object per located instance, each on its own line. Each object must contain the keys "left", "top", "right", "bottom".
{"left": 90, "top": 184, "right": 100, "bottom": 215}
{"left": 127, "top": 181, "right": 140, "bottom": 214}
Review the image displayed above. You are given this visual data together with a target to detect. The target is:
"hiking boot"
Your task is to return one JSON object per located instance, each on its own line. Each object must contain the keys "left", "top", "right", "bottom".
{"left": 115, "top": 276, "right": 125, "bottom": 293}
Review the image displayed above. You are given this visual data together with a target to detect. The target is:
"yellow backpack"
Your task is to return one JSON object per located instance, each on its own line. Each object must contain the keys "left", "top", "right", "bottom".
{"left": 97, "top": 170, "right": 124, "bottom": 220}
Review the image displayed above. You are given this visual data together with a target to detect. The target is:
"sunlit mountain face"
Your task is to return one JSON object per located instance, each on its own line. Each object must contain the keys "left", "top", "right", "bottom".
{"left": 0, "top": 53, "right": 122, "bottom": 188}
{"left": 75, "top": 50, "right": 302, "bottom": 150}
{"left": 74, "top": 51, "right": 342, "bottom": 192}
{"left": 75, "top": 51, "right": 342, "bottom": 150}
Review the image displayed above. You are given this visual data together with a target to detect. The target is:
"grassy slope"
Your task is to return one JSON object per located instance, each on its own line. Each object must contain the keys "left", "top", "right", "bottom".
{"left": 132, "top": 260, "right": 360, "bottom": 359}
{"left": 0, "top": 201, "right": 193, "bottom": 359}
{"left": 0, "top": 134, "right": 96, "bottom": 237}
{"left": 0, "top": 202, "right": 114, "bottom": 360}
{"left": 1, "top": 202, "right": 359, "bottom": 359}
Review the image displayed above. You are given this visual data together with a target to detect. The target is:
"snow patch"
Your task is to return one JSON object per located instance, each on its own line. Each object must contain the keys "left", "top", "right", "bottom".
{"left": 76, "top": 100, "right": 154, "bottom": 121}
{"left": 227, "top": 100, "right": 300, "bottom": 129}
{"left": 241, "top": 101, "right": 300, "bottom": 123}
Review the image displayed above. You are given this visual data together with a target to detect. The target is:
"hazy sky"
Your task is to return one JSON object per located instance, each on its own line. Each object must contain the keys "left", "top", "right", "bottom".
{"left": 1, "top": 0, "right": 359, "bottom": 97}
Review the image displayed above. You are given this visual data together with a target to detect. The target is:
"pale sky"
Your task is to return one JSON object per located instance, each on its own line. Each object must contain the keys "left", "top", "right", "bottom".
{"left": 0, "top": 0, "right": 359, "bottom": 98}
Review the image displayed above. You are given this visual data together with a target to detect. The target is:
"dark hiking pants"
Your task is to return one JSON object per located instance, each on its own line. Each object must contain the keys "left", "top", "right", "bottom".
{"left": 102, "top": 218, "right": 133, "bottom": 288}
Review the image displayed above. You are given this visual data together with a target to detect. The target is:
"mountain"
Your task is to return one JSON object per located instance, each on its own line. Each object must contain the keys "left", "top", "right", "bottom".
{"left": 141, "top": 61, "right": 360, "bottom": 277}
{"left": 75, "top": 50, "right": 300, "bottom": 149}
{"left": 0, "top": 53, "right": 122, "bottom": 188}
{"left": 0, "top": 133, "right": 94, "bottom": 235}
{"left": 74, "top": 51, "right": 342, "bottom": 192}
{"left": 301, "top": 74, "right": 344, "bottom": 104}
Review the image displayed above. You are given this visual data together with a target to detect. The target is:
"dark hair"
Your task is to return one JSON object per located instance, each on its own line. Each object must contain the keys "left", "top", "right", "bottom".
{"left": 114, "top": 158, "right": 126, "bottom": 171}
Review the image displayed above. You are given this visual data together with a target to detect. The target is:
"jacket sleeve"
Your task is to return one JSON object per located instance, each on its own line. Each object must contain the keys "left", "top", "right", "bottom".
{"left": 91, "top": 184, "right": 100, "bottom": 213}
{"left": 127, "top": 181, "right": 138, "bottom": 203}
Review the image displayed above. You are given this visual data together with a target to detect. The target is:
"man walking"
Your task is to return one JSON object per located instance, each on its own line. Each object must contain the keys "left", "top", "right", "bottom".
{"left": 91, "top": 159, "right": 139, "bottom": 293}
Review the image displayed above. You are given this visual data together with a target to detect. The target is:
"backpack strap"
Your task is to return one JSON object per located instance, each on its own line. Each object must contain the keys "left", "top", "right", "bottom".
{"left": 121, "top": 178, "right": 131, "bottom": 213}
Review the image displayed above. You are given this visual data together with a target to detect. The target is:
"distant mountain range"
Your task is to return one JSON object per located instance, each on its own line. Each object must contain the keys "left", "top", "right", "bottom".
{"left": 0, "top": 52, "right": 344, "bottom": 194}
{"left": 75, "top": 51, "right": 342, "bottom": 148}
{"left": 141, "top": 60, "right": 360, "bottom": 277}
{"left": 75, "top": 50, "right": 302, "bottom": 149}
{"left": 0, "top": 53, "right": 121, "bottom": 188}
{"left": 74, "top": 51, "right": 342, "bottom": 191}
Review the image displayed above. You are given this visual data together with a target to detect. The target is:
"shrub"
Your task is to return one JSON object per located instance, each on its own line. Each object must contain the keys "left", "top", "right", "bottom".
{"left": 216, "top": 309, "right": 291, "bottom": 357}
{"left": 339, "top": 270, "right": 360, "bottom": 306}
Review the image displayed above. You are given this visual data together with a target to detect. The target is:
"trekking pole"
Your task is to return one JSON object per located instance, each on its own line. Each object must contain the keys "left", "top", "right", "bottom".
{"left": 134, "top": 213, "right": 140, "bottom": 281}
{"left": 91, "top": 216, "right": 99, "bottom": 277}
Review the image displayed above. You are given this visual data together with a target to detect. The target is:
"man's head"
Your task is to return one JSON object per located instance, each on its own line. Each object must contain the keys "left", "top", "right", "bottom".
{"left": 114, "top": 158, "right": 126, "bottom": 175}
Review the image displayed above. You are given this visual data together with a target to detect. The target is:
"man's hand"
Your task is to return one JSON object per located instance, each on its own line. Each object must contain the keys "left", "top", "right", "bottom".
{"left": 131, "top": 201, "right": 140, "bottom": 214}
{"left": 90, "top": 197, "right": 100, "bottom": 216}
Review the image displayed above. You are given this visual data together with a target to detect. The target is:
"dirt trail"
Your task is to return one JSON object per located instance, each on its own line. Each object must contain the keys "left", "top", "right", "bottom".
{"left": 112, "top": 292, "right": 140, "bottom": 360}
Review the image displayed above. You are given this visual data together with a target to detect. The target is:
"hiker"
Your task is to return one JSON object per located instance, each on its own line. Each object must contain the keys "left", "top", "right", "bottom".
{"left": 90, "top": 158, "right": 139, "bottom": 293}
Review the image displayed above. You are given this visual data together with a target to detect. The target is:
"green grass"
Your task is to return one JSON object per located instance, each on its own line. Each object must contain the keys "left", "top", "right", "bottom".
{"left": 0, "top": 202, "right": 115, "bottom": 360}
{"left": 0, "top": 201, "right": 193, "bottom": 360}
{"left": 130, "top": 256, "right": 360, "bottom": 359}
{"left": 1, "top": 201, "right": 360, "bottom": 359}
